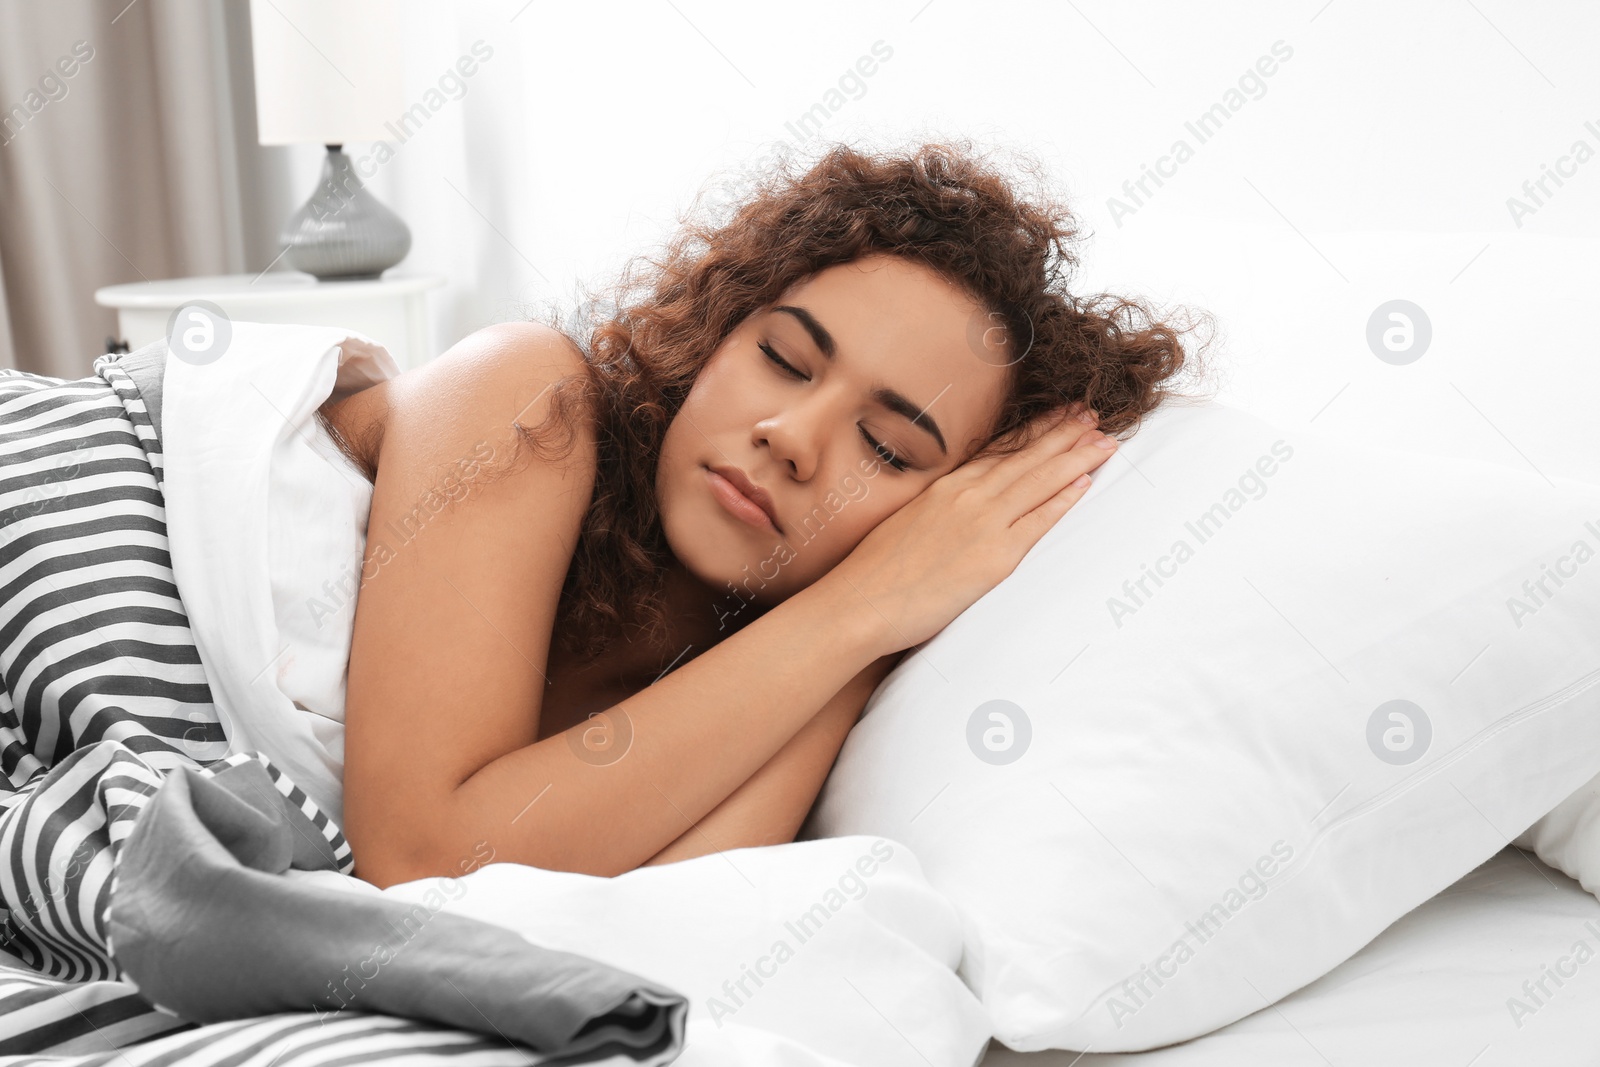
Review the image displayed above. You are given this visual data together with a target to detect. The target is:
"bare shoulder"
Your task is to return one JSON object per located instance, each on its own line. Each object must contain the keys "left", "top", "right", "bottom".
{"left": 321, "top": 322, "right": 594, "bottom": 483}
{"left": 360, "top": 315, "right": 602, "bottom": 588}
{"left": 389, "top": 321, "right": 590, "bottom": 442}
{"left": 418, "top": 320, "right": 586, "bottom": 391}
{"left": 370, "top": 317, "right": 601, "bottom": 567}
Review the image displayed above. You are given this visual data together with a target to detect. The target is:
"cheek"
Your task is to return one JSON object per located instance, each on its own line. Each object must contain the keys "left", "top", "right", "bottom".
{"left": 694, "top": 342, "right": 755, "bottom": 396}
{"left": 656, "top": 413, "right": 689, "bottom": 485}
{"left": 678, "top": 356, "right": 765, "bottom": 435}
{"left": 803, "top": 477, "right": 915, "bottom": 561}
{"left": 661, "top": 355, "right": 743, "bottom": 453}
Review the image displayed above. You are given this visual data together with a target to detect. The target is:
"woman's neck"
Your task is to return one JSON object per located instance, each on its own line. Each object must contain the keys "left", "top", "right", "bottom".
{"left": 584, "top": 560, "right": 766, "bottom": 687}
{"left": 657, "top": 558, "right": 765, "bottom": 660}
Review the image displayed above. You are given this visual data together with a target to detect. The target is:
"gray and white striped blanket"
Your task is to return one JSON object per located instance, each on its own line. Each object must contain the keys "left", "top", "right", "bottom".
{"left": 0, "top": 352, "right": 687, "bottom": 1065}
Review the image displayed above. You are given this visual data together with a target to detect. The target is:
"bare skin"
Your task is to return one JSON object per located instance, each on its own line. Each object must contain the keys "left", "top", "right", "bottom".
{"left": 329, "top": 253, "right": 1111, "bottom": 886}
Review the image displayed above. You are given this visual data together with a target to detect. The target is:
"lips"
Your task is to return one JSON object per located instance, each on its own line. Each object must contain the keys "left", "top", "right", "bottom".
{"left": 706, "top": 464, "right": 782, "bottom": 534}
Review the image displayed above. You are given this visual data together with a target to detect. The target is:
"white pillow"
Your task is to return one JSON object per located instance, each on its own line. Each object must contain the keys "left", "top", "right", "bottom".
{"left": 1514, "top": 773, "right": 1600, "bottom": 898}
{"left": 805, "top": 397, "right": 1600, "bottom": 1053}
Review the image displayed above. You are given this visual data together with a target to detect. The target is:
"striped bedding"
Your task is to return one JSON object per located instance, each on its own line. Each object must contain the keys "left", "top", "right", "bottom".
{"left": 0, "top": 352, "right": 686, "bottom": 1065}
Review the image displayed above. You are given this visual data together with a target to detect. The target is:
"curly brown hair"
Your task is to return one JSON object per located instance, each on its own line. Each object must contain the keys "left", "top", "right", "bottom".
{"left": 522, "top": 138, "right": 1218, "bottom": 664}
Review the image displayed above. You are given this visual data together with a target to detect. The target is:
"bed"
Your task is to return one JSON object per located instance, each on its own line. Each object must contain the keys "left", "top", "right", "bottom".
{"left": 979, "top": 844, "right": 1600, "bottom": 1065}
{"left": 2, "top": 220, "right": 1597, "bottom": 1067}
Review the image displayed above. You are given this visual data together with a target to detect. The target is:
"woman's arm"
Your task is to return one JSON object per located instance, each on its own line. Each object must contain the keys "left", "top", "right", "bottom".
{"left": 340, "top": 324, "right": 899, "bottom": 889}
{"left": 641, "top": 651, "right": 903, "bottom": 866}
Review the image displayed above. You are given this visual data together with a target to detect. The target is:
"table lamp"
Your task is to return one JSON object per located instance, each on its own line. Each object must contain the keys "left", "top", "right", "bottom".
{"left": 249, "top": 0, "right": 410, "bottom": 280}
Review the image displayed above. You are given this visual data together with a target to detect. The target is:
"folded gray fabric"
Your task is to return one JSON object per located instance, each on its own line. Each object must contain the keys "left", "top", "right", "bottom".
{"left": 113, "top": 339, "right": 168, "bottom": 444}
{"left": 106, "top": 758, "right": 688, "bottom": 1064}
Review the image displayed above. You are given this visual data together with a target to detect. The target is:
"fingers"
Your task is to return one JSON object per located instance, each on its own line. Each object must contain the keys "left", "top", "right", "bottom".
{"left": 1041, "top": 404, "right": 1100, "bottom": 443}
{"left": 1072, "top": 404, "right": 1100, "bottom": 427}
{"left": 1014, "top": 459, "right": 1098, "bottom": 538}
{"left": 1061, "top": 401, "right": 1099, "bottom": 425}
{"left": 988, "top": 408, "right": 1090, "bottom": 460}
{"left": 996, "top": 428, "right": 1117, "bottom": 523}
{"left": 987, "top": 407, "right": 1106, "bottom": 483}
{"left": 952, "top": 403, "right": 1101, "bottom": 480}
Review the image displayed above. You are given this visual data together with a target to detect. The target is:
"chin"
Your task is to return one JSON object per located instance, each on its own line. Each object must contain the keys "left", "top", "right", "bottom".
{"left": 659, "top": 493, "right": 736, "bottom": 590}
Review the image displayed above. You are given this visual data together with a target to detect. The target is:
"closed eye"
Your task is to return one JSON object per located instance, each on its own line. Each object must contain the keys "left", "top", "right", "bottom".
{"left": 758, "top": 342, "right": 911, "bottom": 473}
{"left": 758, "top": 341, "right": 805, "bottom": 380}
{"left": 860, "top": 427, "right": 909, "bottom": 472}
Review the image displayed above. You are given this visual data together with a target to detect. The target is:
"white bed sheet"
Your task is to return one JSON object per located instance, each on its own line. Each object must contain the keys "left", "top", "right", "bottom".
{"left": 979, "top": 845, "right": 1600, "bottom": 1066}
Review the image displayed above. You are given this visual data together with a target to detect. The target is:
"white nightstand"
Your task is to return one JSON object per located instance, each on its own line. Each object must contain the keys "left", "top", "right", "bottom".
{"left": 94, "top": 272, "right": 445, "bottom": 372}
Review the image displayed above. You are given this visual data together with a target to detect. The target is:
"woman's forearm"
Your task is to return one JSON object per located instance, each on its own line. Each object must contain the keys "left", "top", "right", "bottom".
{"left": 373, "top": 578, "right": 896, "bottom": 886}
{"left": 641, "top": 651, "right": 902, "bottom": 867}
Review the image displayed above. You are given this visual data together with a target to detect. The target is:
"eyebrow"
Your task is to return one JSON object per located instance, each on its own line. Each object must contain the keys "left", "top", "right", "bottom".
{"left": 771, "top": 304, "right": 948, "bottom": 456}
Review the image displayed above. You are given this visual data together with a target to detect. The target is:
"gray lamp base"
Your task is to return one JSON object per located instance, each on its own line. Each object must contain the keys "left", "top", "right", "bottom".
{"left": 280, "top": 144, "right": 411, "bottom": 281}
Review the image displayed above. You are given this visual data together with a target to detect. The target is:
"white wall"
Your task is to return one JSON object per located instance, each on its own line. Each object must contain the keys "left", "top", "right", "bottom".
{"left": 269, "top": 0, "right": 1600, "bottom": 483}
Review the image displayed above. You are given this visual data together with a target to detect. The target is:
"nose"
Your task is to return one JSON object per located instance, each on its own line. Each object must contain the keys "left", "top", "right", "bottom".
{"left": 755, "top": 418, "right": 813, "bottom": 481}
{"left": 754, "top": 399, "right": 829, "bottom": 483}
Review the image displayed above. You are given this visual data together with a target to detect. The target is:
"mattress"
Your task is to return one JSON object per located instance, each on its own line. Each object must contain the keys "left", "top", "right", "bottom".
{"left": 979, "top": 845, "right": 1599, "bottom": 1065}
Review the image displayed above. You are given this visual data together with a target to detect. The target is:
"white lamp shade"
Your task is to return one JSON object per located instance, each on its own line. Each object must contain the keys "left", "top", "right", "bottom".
{"left": 249, "top": 0, "right": 405, "bottom": 145}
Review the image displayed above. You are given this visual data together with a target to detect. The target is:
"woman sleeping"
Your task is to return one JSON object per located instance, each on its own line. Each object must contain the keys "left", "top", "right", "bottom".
{"left": 0, "top": 142, "right": 1204, "bottom": 940}
{"left": 318, "top": 141, "right": 1202, "bottom": 887}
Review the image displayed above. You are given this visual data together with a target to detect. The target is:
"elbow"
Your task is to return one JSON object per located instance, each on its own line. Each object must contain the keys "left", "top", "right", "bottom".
{"left": 352, "top": 855, "right": 430, "bottom": 891}
{"left": 351, "top": 837, "right": 502, "bottom": 890}
{"left": 347, "top": 829, "right": 443, "bottom": 891}
{"left": 343, "top": 783, "right": 639, "bottom": 884}
{"left": 344, "top": 797, "right": 468, "bottom": 891}
{"left": 342, "top": 808, "right": 405, "bottom": 890}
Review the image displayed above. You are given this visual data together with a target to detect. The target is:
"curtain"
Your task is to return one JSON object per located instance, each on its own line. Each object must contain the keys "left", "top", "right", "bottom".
{"left": 0, "top": 0, "right": 292, "bottom": 376}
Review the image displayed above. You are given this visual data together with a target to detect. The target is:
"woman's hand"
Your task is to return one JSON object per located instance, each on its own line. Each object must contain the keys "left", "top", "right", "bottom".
{"left": 817, "top": 402, "right": 1116, "bottom": 656}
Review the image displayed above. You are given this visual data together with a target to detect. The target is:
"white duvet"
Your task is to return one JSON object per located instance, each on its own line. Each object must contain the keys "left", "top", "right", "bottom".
{"left": 162, "top": 321, "right": 394, "bottom": 825}
{"left": 160, "top": 321, "right": 993, "bottom": 1067}
{"left": 303, "top": 835, "right": 993, "bottom": 1067}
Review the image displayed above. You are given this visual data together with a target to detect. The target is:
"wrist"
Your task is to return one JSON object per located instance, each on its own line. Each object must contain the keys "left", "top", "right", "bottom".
{"left": 797, "top": 573, "right": 903, "bottom": 662}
